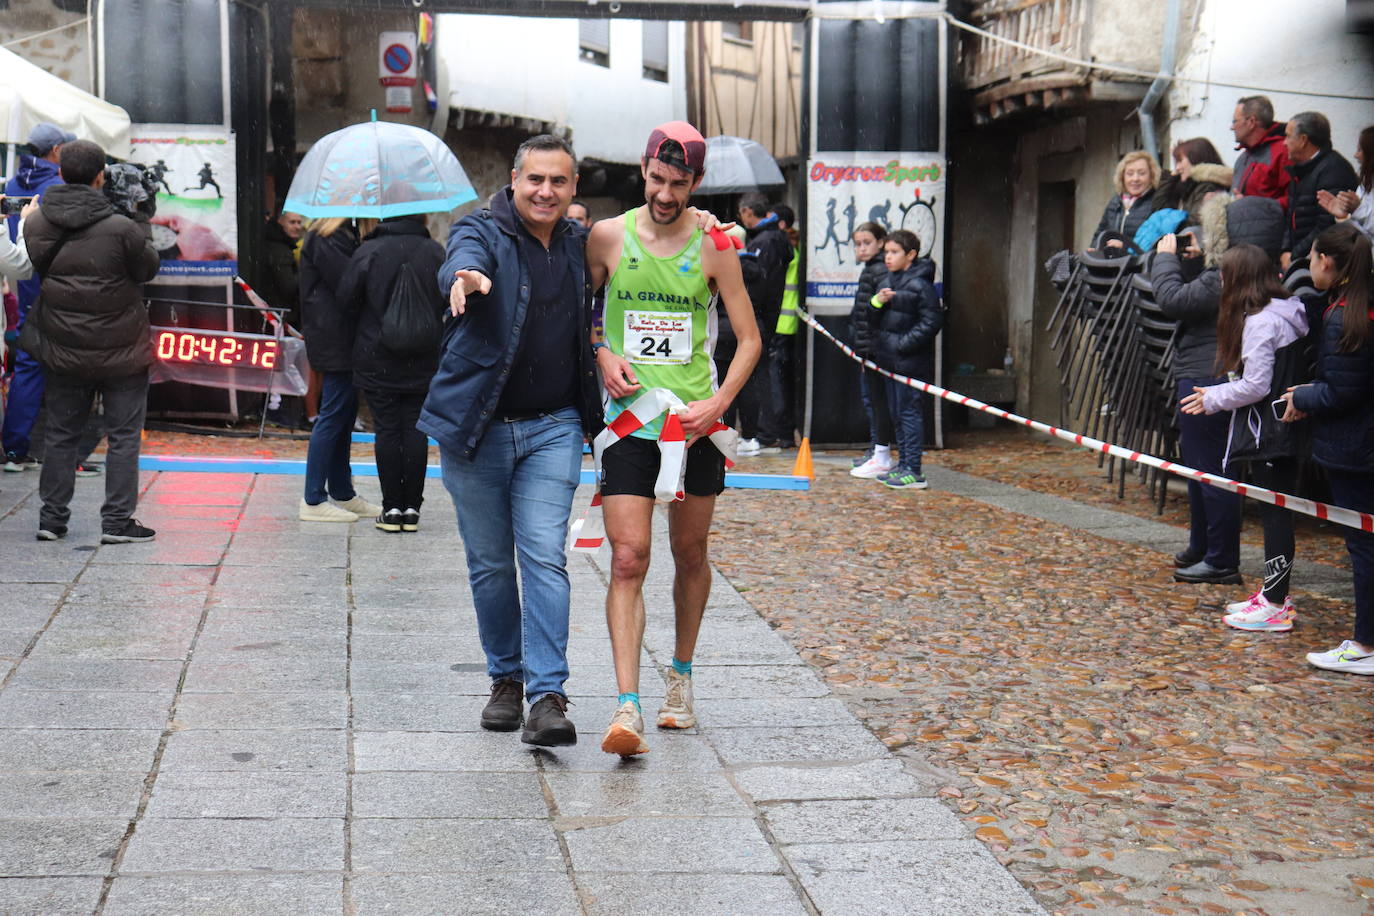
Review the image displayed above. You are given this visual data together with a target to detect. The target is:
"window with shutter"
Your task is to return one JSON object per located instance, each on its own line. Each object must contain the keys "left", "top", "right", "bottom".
{"left": 579, "top": 19, "right": 610, "bottom": 67}
{"left": 642, "top": 20, "right": 668, "bottom": 82}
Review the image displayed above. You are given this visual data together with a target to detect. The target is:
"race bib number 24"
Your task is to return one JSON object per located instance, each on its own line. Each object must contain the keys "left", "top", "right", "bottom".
{"left": 624, "top": 310, "right": 691, "bottom": 365}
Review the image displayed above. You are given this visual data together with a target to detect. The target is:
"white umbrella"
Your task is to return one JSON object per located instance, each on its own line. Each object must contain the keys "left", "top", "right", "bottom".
{"left": 0, "top": 47, "right": 131, "bottom": 158}
{"left": 284, "top": 116, "right": 476, "bottom": 219}
{"left": 693, "top": 135, "right": 784, "bottom": 195}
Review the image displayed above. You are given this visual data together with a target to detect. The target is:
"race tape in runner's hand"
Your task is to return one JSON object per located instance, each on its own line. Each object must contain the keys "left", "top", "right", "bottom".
{"left": 569, "top": 387, "right": 738, "bottom": 553}
{"left": 798, "top": 307, "right": 1374, "bottom": 534}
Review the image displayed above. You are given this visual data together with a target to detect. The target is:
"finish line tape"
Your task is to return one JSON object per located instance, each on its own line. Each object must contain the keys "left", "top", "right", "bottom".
{"left": 799, "top": 308, "right": 1374, "bottom": 534}
{"left": 136, "top": 456, "right": 808, "bottom": 491}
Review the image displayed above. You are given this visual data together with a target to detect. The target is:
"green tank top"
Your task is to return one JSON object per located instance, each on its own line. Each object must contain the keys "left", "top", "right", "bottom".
{"left": 604, "top": 208, "right": 716, "bottom": 439}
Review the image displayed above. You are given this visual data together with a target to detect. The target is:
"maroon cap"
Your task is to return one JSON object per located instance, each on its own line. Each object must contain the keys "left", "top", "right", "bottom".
{"left": 644, "top": 121, "right": 707, "bottom": 177}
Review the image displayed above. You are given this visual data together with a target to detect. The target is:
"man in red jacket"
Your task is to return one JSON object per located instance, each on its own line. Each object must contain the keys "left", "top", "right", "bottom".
{"left": 1231, "top": 95, "right": 1291, "bottom": 209}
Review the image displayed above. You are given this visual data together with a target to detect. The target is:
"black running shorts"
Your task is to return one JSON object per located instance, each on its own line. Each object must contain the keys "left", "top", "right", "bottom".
{"left": 600, "top": 436, "right": 726, "bottom": 499}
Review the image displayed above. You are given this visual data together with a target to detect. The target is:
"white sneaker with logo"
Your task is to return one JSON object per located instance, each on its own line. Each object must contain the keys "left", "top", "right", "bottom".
{"left": 1306, "top": 640, "right": 1374, "bottom": 675}
{"left": 1222, "top": 594, "right": 1295, "bottom": 632}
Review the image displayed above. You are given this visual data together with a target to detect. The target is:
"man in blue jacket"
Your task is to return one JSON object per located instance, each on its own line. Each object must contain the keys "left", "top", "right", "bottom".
{"left": 4, "top": 123, "right": 75, "bottom": 472}
{"left": 419, "top": 135, "right": 600, "bottom": 748}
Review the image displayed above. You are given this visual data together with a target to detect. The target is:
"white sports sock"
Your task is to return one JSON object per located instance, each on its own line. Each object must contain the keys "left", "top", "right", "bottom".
{"left": 874, "top": 444, "right": 891, "bottom": 458}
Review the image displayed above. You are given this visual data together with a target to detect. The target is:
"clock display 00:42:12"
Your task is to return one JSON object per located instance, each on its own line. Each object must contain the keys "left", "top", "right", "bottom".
{"left": 154, "top": 330, "right": 279, "bottom": 370}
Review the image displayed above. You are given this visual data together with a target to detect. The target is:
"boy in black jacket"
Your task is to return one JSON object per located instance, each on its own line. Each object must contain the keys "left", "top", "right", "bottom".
{"left": 869, "top": 229, "right": 942, "bottom": 489}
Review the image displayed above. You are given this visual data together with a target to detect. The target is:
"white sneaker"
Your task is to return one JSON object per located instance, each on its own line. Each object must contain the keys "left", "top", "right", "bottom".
{"left": 850, "top": 455, "right": 894, "bottom": 478}
{"left": 1224, "top": 590, "right": 1263, "bottom": 614}
{"left": 737, "top": 438, "right": 761, "bottom": 457}
{"left": 601, "top": 700, "right": 649, "bottom": 757}
{"left": 335, "top": 495, "right": 381, "bottom": 517}
{"left": 298, "top": 499, "right": 359, "bottom": 522}
{"left": 1222, "top": 594, "right": 1294, "bottom": 632}
{"left": 1306, "top": 640, "right": 1374, "bottom": 675}
{"left": 657, "top": 668, "right": 697, "bottom": 729}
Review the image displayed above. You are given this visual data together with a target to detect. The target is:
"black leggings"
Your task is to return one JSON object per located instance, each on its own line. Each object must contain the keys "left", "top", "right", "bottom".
{"left": 1248, "top": 458, "right": 1297, "bottom": 604}
{"left": 363, "top": 388, "right": 428, "bottom": 512}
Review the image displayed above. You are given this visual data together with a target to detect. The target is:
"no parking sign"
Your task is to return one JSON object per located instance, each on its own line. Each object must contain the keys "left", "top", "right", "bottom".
{"left": 378, "top": 31, "right": 417, "bottom": 113}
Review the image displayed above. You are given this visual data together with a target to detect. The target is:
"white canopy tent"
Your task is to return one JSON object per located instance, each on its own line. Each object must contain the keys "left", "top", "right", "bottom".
{"left": 0, "top": 46, "right": 131, "bottom": 163}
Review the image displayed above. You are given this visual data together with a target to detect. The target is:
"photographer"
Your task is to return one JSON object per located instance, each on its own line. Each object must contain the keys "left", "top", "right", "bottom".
{"left": 23, "top": 140, "right": 160, "bottom": 543}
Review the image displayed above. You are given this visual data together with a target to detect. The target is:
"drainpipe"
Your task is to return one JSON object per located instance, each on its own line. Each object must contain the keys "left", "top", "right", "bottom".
{"left": 1137, "top": 0, "right": 1181, "bottom": 161}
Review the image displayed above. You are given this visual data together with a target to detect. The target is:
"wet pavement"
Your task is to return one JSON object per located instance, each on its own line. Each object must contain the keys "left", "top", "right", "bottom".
{"left": 1, "top": 425, "right": 1370, "bottom": 915}
{"left": 717, "top": 433, "right": 1373, "bottom": 916}
{"left": 0, "top": 457, "right": 1038, "bottom": 915}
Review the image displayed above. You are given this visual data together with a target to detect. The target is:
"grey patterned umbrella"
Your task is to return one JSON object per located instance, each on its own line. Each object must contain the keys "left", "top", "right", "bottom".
{"left": 693, "top": 135, "right": 785, "bottom": 195}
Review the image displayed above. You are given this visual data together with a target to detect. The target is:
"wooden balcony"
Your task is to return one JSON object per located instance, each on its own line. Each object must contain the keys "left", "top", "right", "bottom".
{"left": 959, "top": 0, "right": 1164, "bottom": 123}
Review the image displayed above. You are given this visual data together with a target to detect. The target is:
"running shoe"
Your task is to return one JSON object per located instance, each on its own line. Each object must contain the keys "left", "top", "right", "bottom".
{"left": 850, "top": 454, "right": 896, "bottom": 479}
{"left": 1223, "top": 595, "right": 1295, "bottom": 632}
{"left": 657, "top": 668, "right": 697, "bottom": 729}
{"left": 1224, "top": 590, "right": 1263, "bottom": 614}
{"left": 879, "top": 467, "right": 929, "bottom": 489}
{"left": 299, "top": 499, "right": 359, "bottom": 523}
{"left": 375, "top": 509, "right": 404, "bottom": 533}
{"left": 736, "top": 438, "right": 761, "bottom": 457}
{"left": 851, "top": 446, "right": 875, "bottom": 469}
{"left": 601, "top": 700, "right": 649, "bottom": 757}
{"left": 74, "top": 462, "right": 102, "bottom": 477}
{"left": 335, "top": 495, "right": 381, "bottom": 518}
{"left": 1306, "top": 640, "right": 1374, "bottom": 675}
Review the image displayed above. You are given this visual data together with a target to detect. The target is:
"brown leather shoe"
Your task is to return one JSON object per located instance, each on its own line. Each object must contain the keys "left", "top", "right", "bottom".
{"left": 481, "top": 678, "right": 523, "bottom": 731}
{"left": 521, "top": 694, "right": 576, "bottom": 747}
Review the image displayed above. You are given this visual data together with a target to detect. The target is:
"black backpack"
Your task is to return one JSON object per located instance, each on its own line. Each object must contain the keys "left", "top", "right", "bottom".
{"left": 379, "top": 259, "right": 441, "bottom": 357}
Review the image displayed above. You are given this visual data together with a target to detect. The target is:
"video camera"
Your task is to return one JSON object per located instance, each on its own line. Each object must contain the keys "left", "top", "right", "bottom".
{"left": 103, "top": 162, "right": 158, "bottom": 220}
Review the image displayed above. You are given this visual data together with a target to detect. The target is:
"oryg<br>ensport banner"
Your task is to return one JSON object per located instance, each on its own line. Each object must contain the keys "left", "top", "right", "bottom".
{"left": 805, "top": 153, "right": 945, "bottom": 309}
{"left": 128, "top": 127, "right": 238, "bottom": 283}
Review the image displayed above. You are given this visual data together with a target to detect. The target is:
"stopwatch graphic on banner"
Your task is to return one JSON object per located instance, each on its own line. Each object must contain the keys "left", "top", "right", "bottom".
{"left": 805, "top": 153, "right": 945, "bottom": 308}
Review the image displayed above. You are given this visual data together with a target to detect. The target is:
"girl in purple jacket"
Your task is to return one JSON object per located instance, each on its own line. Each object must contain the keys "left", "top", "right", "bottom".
{"left": 1180, "top": 244, "right": 1309, "bottom": 631}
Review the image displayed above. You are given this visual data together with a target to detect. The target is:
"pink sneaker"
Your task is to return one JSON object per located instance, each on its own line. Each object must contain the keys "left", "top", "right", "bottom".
{"left": 1224, "top": 590, "right": 1263, "bottom": 615}
{"left": 1223, "top": 595, "right": 1295, "bottom": 632}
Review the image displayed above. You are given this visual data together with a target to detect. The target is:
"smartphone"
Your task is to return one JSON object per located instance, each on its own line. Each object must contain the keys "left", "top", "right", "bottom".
{"left": 0, "top": 196, "right": 33, "bottom": 216}
{"left": 1176, "top": 232, "right": 1195, "bottom": 251}
{"left": 1271, "top": 398, "right": 1288, "bottom": 421}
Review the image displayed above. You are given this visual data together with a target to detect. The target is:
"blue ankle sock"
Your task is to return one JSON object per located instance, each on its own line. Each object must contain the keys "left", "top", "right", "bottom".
{"left": 618, "top": 692, "right": 640, "bottom": 710}
{"left": 671, "top": 657, "right": 692, "bottom": 676}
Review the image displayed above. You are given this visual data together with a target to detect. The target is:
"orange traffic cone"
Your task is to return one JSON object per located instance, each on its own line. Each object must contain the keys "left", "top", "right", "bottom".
{"left": 792, "top": 437, "right": 815, "bottom": 480}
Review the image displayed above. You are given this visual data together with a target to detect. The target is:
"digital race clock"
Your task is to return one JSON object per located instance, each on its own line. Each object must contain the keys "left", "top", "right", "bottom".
{"left": 153, "top": 328, "right": 280, "bottom": 370}
{"left": 147, "top": 326, "right": 309, "bottom": 397}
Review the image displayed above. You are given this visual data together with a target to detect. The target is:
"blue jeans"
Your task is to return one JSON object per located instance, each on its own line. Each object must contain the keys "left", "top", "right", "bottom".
{"left": 303, "top": 372, "right": 359, "bottom": 505}
{"left": 885, "top": 377, "right": 925, "bottom": 474}
{"left": 1176, "top": 377, "right": 1241, "bottom": 568}
{"left": 2, "top": 346, "right": 45, "bottom": 458}
{"left": 439, "top": 407, "right": 583, "bottom": 701}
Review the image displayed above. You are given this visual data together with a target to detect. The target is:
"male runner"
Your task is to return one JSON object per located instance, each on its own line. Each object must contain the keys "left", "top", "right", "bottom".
{"left": 584, "top": 122, "right": 761, "bottom": 756}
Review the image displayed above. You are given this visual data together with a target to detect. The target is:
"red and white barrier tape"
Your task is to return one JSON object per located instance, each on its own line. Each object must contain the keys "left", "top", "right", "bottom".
{"left": 234, "top": 275, "right": 302, "bottom": 339}
{"left": 569, "top": 387, "right": 738, "bottom": 552}
{"left": 799, "top": 308, "right": 1374, "bottom": 534}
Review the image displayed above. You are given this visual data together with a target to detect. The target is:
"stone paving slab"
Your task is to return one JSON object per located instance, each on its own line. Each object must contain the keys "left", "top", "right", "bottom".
{"left": 0, "top": 469, "right": 1042, "bottom": 914}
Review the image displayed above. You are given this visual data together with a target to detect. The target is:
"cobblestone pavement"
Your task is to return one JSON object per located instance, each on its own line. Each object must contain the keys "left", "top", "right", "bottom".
{"left": 0, "top": 459, "right": 1040, "bottom": 915}
{"left": 716, "top": 436, "right": 1373, "bottom": 916}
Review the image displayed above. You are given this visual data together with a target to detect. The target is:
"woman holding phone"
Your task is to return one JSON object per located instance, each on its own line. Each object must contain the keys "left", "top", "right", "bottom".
{"left": 1180, "top": 243, "right": 1309, "bottom": 631}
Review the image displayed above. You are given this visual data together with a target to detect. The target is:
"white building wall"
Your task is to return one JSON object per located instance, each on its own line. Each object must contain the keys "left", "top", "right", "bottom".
{"left": 438, "top": 14, "right": 687, "bottom": 163}
{"left": 1167, "top": 0, "right": 1374, "bottom": 163}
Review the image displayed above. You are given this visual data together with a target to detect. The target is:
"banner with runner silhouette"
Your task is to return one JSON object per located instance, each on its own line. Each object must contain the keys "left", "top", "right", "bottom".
{"left": 804, "top": 152, "right": 945, "bottom": 309}
{"left": 128, "top": 126, "right": 238, "bottom": 283}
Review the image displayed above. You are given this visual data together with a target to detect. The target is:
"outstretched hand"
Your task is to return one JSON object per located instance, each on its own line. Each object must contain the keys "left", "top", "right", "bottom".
{"left": 449, "top": 269, "right": 491, "bottom": 316}
{"left": 1179, "top": 386, "right": 1208, "bottom": 415}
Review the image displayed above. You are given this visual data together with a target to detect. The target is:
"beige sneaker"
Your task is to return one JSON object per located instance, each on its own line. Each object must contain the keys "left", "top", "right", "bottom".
{"left": 335, "top": 495, "right": 381, "bottom": 517}
{"left": 600, "top": 700, "right": 649, "bottom": 757}
{"left": 298, "top": 499, "right": 359, "bottom": 523}
{"left": 657, "top": 668, "right": 697, "bottom": 729}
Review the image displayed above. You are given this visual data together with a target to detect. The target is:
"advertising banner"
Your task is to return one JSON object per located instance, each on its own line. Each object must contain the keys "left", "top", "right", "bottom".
{"left": 804, "top": 152, "right": 945, "bottom": 310}
{"left": 127, "top": 127, "right": 238, "bottom": 283}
